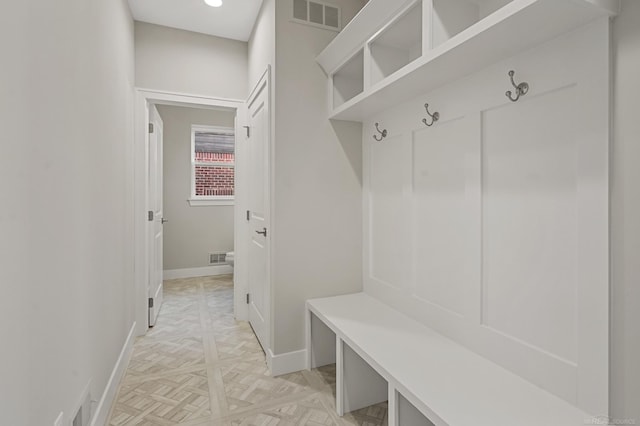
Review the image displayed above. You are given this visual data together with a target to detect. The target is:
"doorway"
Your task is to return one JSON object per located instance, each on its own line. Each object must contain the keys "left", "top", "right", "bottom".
{"left": 156, "top": 105, "right": 236, "bottom": 284}
{"left": 134, "top": 91, "right": 248, "bottom": 335}
{"left": 134, "top": 79, "right": 272, "bottom": 363}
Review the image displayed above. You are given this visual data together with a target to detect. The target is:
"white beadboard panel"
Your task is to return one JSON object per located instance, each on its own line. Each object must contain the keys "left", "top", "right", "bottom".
{"left": 481, "top": 85, "right": 579, "bottom": 364}
{"left": 411, "top": 116, "right": 476, "bottom": 318}
{"left": 369, "top": 134, "right": 408, "bottom": 289}
{"left": 363, "top": 18, "right": 610, "bottom": 414}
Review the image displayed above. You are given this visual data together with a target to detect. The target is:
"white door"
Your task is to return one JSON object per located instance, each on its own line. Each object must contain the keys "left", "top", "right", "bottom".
{"left": 148, "top": 104, "right": 164, "bottom": 327}
{"left": 246, "top": 72, "right": 270, "bottom": 350}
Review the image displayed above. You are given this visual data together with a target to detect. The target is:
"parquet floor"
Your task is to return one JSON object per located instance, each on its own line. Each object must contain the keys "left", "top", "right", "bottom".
{"left": 107, "top": 275, "right": 388, "bottom": 426}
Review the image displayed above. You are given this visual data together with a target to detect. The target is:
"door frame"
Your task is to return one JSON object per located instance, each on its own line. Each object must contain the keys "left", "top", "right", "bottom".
{"left": 133, "top": 88, "right": 247, "bottom": 336}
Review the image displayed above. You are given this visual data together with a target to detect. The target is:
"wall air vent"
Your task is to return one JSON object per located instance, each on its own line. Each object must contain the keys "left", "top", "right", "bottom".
{"left": 292, "top": 0, "right": 341, "bottom": 31}
{"left": 209, "top": 252, "right": 227, "bottom": 265}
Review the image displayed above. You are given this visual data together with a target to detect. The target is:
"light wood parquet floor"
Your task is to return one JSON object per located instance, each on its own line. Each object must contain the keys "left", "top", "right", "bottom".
{"left": 107, "top": 275, "right": 388, "bottom": 426}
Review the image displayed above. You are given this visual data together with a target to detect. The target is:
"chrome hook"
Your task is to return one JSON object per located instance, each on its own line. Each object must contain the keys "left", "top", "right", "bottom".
{"left": 373, "top": 122, "right": 387, "bottom": 141}
{"left": 505, "top": 70, "right": 529, "bottom": 102}
{"left": 422, "top": 103, "right": 440, "bottom": 127}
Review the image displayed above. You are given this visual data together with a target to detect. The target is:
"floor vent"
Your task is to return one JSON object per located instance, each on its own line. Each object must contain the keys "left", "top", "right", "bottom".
{"left": 209, "top": 252, "right": 227, "bottom": 265}
{"left": 292, "top": 0, "right": 341, "bottom": 31}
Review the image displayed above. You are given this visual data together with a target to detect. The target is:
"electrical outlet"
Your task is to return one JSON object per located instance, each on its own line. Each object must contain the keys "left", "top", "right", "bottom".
{"left": 54, "top": 412, "right": 64, "bottom": 426}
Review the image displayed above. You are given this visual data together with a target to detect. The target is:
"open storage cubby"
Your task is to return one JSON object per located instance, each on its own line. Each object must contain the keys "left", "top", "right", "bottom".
{"left": 332, "top": 49, "right": 364, "bottom": 109}
{"left": 431, "top": 0, "right": 514, "bottom": 48}
{"left": 369, "top": 1, "right": 423, "bottom": 86}
{"left": 396, "top": 392, "right": 435, "bottom": 426}
{"left": 318, "top": 0, "right": 617, "bottom": 121}
{"left": 341, "top": 342, "right": 388, "bottom": 416}
{"left": 308, "top": 311, "right": 336, "bottom": 369}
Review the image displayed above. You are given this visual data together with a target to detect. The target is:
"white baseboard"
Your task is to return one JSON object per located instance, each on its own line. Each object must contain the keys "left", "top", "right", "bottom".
{"left": 90, "top": 322, "right": 136, "bottom": 426}
{"left": 163, "top": 265, "right": 233, "bottom": 280}
{"left": 267, "top": 349, "right": 308, "bottom": 376}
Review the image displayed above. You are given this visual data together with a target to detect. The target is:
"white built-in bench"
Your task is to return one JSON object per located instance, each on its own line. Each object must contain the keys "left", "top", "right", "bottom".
{"left": 306, "top": 293, "right": 592, "bottom": 426}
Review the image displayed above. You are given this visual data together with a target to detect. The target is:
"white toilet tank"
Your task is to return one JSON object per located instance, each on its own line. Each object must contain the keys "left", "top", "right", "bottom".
{"left": 226, "top": 251, "right": 234, "bottom": 267}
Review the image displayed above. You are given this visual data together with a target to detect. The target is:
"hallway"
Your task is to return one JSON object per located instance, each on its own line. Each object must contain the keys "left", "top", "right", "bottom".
{"left": 107, "top": 276, "right": 388, "bottom": 425}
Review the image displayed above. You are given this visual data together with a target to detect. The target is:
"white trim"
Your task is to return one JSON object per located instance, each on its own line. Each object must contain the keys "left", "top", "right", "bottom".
{"left": 188, "top": 198, "right": 234, "bottom": 207}
{"left": 163, "top": 265, "right": 233, "bottom": 280}
{"left": 90, "top": 322, "right": 136, "bottom": 426}
{"left": 267, "top": 349, "right": 308, "bottom": 376}
{"left": 135, "top": 88, "right": 244, "bottom": 109}
{"left": 134, "top": 88, "right": 247, "bottom": 336}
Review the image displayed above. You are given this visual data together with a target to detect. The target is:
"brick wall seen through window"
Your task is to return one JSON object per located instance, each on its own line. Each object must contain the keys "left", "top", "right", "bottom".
{"left": 192, "top": 127, "right": 235, "bottom": 199}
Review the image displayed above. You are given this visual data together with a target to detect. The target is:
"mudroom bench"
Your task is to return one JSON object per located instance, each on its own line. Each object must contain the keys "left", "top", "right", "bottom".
{"left": 305, "top": 293, "right": 592, "bottom": 426}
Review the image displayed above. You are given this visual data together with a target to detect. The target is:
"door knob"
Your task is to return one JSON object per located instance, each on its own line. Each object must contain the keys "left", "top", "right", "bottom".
{"left": 161, "top": 218, "right": 169, "bottom": 224}
{"left": 255, "top": 227, "right": 267, "bottom": 237}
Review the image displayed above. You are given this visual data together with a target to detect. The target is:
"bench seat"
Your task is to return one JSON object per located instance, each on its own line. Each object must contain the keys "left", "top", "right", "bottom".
{"left": 306, "top": 292, "right": 592, "bottom": 426}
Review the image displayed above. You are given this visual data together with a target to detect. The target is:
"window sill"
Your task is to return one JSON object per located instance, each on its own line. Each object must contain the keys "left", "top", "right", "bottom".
{"left": 188, "top": 198, "right": 235, "bottom": 207}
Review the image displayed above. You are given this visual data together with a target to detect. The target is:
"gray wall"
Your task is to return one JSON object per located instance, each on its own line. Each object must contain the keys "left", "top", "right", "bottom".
{"left": 248, "top": 0, "right": 275, "bottom": 91}
{"left": 135, "top": 21, "right": 248, "bottom": 100}
{"left": 271, "top": 0, "right": 368, "bottom": 355}
{"left": 157, "top": 105, "right": 236, "bottom": 270}
{"left": 611, "top": 1, "right": 640, "bottom": 422}
{"left": 0, "top": 0, "right": 136, "bottom": 424}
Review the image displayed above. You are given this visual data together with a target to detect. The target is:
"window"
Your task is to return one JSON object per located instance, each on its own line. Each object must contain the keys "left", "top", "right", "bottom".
{"left": 189, "top": 125, "right": 235, "bottom": 206}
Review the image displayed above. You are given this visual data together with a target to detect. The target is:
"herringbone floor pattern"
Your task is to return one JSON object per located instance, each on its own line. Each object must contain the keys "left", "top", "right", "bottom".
{"left": 107, "top": 275, "right": 387, "bottom": 426}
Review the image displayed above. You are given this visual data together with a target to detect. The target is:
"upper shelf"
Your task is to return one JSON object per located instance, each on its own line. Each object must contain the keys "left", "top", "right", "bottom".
{"left": 317, "top": 0, "right": 619, "bottom": 122}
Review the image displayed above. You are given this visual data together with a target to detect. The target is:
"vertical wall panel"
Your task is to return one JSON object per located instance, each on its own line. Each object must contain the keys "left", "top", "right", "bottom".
{"left": 412, "top": 118, "right": 474, "bottom": 317}
{"left": 481, "top": 86, "right": 578, "bottom": 363}
{"left": 370, "top": 135, "right": 407, "bottom": 288}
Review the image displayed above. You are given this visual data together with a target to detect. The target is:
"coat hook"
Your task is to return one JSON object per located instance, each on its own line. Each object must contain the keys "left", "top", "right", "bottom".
{"left": 373, "top": 122, "right": 387, "bottom": 141}
{"left": 505, "top": 70, "right": 529, "bottom": 102}
{"left": 422, "top": 103, "right": 440, "bottom": 127}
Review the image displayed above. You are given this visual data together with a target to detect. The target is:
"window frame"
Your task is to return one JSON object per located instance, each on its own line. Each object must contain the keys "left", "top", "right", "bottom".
{"left": 189, "top": 124, "right": 235, "bottom": 207}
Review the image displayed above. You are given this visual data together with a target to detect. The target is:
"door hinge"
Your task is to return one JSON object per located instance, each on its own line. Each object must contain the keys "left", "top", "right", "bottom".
{"left": 148, "top": 297, "right": 154, "bottom": 308}
{"left": 148, "top": 210, "right": 154, "bottom": 221}
{"left": 246, "top": 210, "right": 250, "bottom": 221}
{"left": 149, "top": 123, "right": 154, "bottom": 133}
{"left": 246, "top": 293, "right": 250, "bottom": 304}
{"left": 243, "top": 125, "right": 250, "bottom": 138}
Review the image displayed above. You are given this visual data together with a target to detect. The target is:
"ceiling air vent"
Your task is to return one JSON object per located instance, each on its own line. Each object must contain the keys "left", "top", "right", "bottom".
{"left": 293, "top": 0, "right": 341, "bottom": 31}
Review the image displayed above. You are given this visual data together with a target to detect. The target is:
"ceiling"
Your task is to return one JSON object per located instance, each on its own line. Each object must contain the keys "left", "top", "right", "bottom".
{"left": 128, "top": 0, "right": 264, "bottom": 42}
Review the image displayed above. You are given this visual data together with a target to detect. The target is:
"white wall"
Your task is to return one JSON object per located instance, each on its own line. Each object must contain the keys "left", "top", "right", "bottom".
{"left": 611, "top": 1, "right": 640, "bottom": 422}
{"left": 248, "top": 0, "right": 276, "bottom": 91}
{"left": 0, "top": 0, "right": 136, "bottom": 424}
{"left": 157, "top": 105, "right": 236, "bottom": 270}
{"left": 271, "top": 0, "right": 368, "bottom": 356}
{"left": 135, "top": 21, "right": 248, "bottom": 100}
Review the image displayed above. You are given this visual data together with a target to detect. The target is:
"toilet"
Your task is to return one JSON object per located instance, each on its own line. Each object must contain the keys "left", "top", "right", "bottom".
{"left": 226, "top": 251, "right": 234, "bottom": 268}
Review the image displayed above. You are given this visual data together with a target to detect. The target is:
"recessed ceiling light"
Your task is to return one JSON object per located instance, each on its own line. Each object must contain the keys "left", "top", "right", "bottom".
{"left": 204, "top": 0, "right": 223, "bottom": 7}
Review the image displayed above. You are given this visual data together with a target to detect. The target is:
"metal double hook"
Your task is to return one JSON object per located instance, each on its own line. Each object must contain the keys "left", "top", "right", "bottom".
{"left": 373, "top": 122, "right": 387, "bottom": 141}
{"left": 422, "top": 103, "right": 440, "bottom": 127}
{"left": 506, "top": 70, "right": 529, "bottom": 102}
